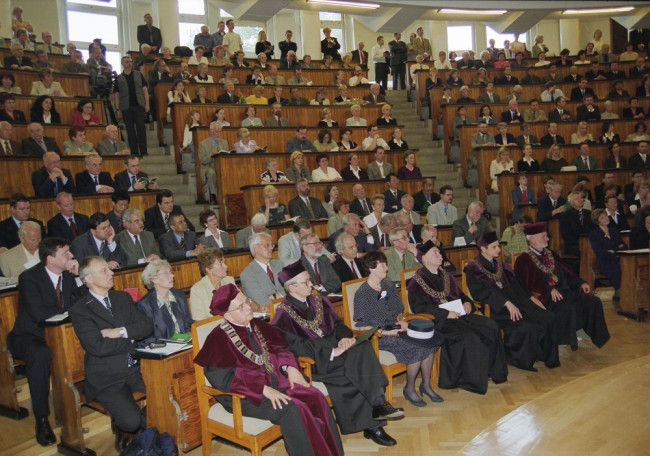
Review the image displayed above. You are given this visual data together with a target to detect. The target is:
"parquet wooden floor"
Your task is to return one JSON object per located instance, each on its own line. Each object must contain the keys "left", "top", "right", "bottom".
{"left": 2, "top": 295, "right": 649, "bottom": 456}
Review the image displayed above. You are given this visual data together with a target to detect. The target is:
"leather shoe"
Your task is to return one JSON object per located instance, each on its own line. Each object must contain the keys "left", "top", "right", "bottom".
{"left": 35, "top": 417, "right": 56, "bottom": 446}
{"left": 111, "top": 420, "right": 134, "bottom": 453}
{"left": 403, "top": 388, "right": 426, "bottom": 407}
{"left": 419, "top": 383, "right": 444, "bottom": 403}
{"left": 364, "top": 427, "right": 397, "bottom": 446}
{"left": 372, "top": 401, "right": 405, "bottom": 420}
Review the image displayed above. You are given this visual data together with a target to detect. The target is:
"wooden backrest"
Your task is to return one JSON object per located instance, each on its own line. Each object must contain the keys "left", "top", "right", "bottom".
{"left": 268, "top": 297, "right": 284, "bottom": 321}
{"left": 400, "top": 267, "right": 420, "bottom": 314}
{"left": 460, "top": 259, "right": 472, "bottom": 299}
{"left": 191, "top": 315, "right": 224, "bottom": 388}
{"left": 340, "top": 277, "right": 368, "bottom": 330}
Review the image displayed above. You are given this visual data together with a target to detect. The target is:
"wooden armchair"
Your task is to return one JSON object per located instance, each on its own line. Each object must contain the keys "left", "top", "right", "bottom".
{"left": 460, "top": 259, "right": 490, "bottom": 317}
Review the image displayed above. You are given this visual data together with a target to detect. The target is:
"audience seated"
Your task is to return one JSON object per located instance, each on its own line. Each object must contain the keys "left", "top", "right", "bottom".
{"left": 97, "top": 125, "right": 130, "bottom": 156}
{"left": 64, "top": 126, "right": 96, "bottom": 156}
{"left": 144, "top": 189, "right": 195, "bottom": 239}
{"left": 70, "top": 212, "right": 127, "bottom": 268}
{"left": 383, "top": 173, "right": 406, "bottom": 213}
{"left": 370, "top": 214, "right": 397, "bottom": 250}
{"left": 30, "top": 95, "right": 61, "bottom": 125}
{"left": 0, "top": 221, "right": 41, "bottom": 278}
{"left": 0, "top": 93, "right": 27, "bottom": 123}
{"left": 240, "top": 231, "right": 285, "bottom": 306}
{"left": 0, "top": 120, "right": 20, "bottom": 155}
{"left": 114, "top": 208, "right": 160, "bottom": 265}
{"left": 299, "top": 231, "right": 341, "bottom": 294}
{"left": 47, "top": 192, "right": 90, "bottom": 241}
{"left": 629, "top": 140, "right": 650, "bottom": 168}
{"left": 4, "top": 43, "right": 33, "bottom": 70}
{"left": 0, "top": 73, "right": 21, "bottom": 94}
{"left": 31, "top": 69, "right": 68, "bottom": 97}
{"left": 75, "top": 153, "right": 115, "bottom": 193}
{"left": 264, "top": 103, "right": 289, "bottom": 127}
{"left": 426, "top": 184, "right": 457, "bottom": 226}
{"left": 328, "top": 213, "right": 376, "bottom": 253}
{"left": 0, "top": 193, "right": 46, "bottom": 251}
{"left": 630, "top": 211, "right": 650, "bottom": 249}
{"left": 341, "top": 152, "right": 369, "bottom": 181}
{"left": 158, "top": 213, "right": 204, "bottom": 260}
{"left": 362, "top": 124, "right": 389, "bottom": 151}
{"left": 451, "top": 201, "right": 492, "bottom": 245}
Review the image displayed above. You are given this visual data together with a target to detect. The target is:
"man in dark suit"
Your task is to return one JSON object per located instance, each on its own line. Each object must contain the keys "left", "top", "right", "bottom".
{"left": 537, "top": 183, "right": 567, "bottom": 222}
{"left": 629, "top": 140, "right": 650, "bottom": 169}
{"left": 594, "top": 172, "right": 622, "bottom": 205}
{"left": 7, "top": 238, "right": 85, "bottom": 446}
{"left": 75, "top": 153, "right": 116, "bottom": 194}
{"left": 501, "top": 99, "right": 524, "bottom": 123}
{"left": 585, "top": 62, "right": 607, "bottom": 81}
{"left": 622, "top": 97, "right": 647, "bottom": 119}
{"left": 300, "top": 232, "right": 341, "bottom": 294}
{"left": 137, "top": 13, "right": 162, "bottom": 51}
{"left": 146, "top": 60, "right": 172, "bottom": 120}
{"left": 625, "top": 171, "right": 645, "bottom": 203}
{"left": 216, "top": 81, "right": 239, "bottom": 104}
{"left": 3, "top": 44, "right": 33, "bottom": 69}
{"left": 32, "top": 151, "right": 76, "bottom": 197}
{"left": 563, "top": 65, "right": 583, "bottom": 83}
{"left": 106, "top": 191, "right": 129, "bottom": 234}
{"left": 560, "top": 191, "right": 594, "bottom": 270}
{"left": 288, "top": 179, "right": 329, "bottom": 220}
{"left": 383, "top": 173, "right": 406, "bottom": 213}
{"left": 0, "top": 120, "right": 20, "bottom": 155}
{"left": 604, "top": 61, "right": 626, "bottom": 80}
{"left": 370, "top": 214, "right": 396, "bottom": 249}
{"left": 321, "top": 27, "right": 341, "bottom": 60}
{"left": 349, "top": 183, "right": 372, "bottom": 217}
{"left": 395, "top": 211, "right": 422, "bottom": 244}
{"left": 144, "top": 189, "right": 195, "bottom": 239}
{"left": 115, "top": 208, "right": 160, "bottom": 265}
{"left": 70, "top": 212, "right": 127, "bottom": 268}
{"left": 570, "top": 79, "right": 596, "bottom": 101}
{"left": 351, "top": 41, "right": 369, "bottom": 70}
{"left": 629, "top": 57, "right": 649, "bottom": 78}
{"left": 451, "top": 202, "right": 492, "bottom": 245}
{"left": 70, "top": 256, "right": 152, "bottom": 451}
{"left": 113, "top": 155, "right": 158, "bottom": 192}
{"left": 157, "top": 213, "right": 204, "bottom": 261}
{"left": 412, "top": 178, "right": 440, "bottom": 212}
{"left": 47, "top": 192, "right": 90, "bottom": 241}
{"left": 331, "top": 232, "right": 366, "bottom": 282}
{"left": 539, "top": 122, "right": 566, "bottom": 146}
{"left": 0, "top": 193, "right": 45, "bottom": 250}
{"left": 21, "top": 122, "right": 61, "bottom": 157}
{"left": 547, "top": 97, "right": 573, "bottom": 123}
{"left": 494, "top": 66, "right": 519, "bottom": 85}
{"left": 388, "top": 32, "right": 408, "bottom": 90}
{"left": 511, "top": 174, "right": 536, "bottom": 223}
{"left": 327, "top": 213, "right": 376, "bottom": 253}
{"left": 278, "top": 30, "right": 298, "bottom": 61}
{"left": 362, "top": 83, "right": 386, "bottom": 104}
{"left": 576, "top": 94, "right": 601, "bottom": 121}
{"left": 515, "top": 123, "right": 539, "bottom": 148}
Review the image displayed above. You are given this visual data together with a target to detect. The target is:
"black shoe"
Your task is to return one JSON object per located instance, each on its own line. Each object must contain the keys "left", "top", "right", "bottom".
{"left": 35, "top": 417, "right": 56, "bottom": 446}
{"left": 372, "top": 402, "right": 405, "bottom": 420}
{"left": 419, "top": 383, "right": 444, "bottom": 403}
{"left": 364, "top": 427, "right": 397, "bottom": 446}
{"left": 403, "top": 388, "right": 426, "bottom": 407}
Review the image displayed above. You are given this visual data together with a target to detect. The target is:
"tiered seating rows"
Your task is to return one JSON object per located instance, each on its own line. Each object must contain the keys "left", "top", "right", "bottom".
{"left": 12, "top": 95, "right": 106, "bottom": 124}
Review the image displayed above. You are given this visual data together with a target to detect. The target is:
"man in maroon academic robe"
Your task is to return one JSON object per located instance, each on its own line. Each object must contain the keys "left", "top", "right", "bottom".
{"left": 514, "top": 222, "right": 610, "bottom": 350}
{"left": 272, "top": 261, "right": 404, "bottom": 447}
{"left": 194, "top": 284, "right": 342, "bottom": 456}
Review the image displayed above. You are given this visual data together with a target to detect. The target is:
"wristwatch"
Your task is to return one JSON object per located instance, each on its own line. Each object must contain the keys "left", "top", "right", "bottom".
{"left": 119, "top": 327, "right": 126, "bottom": 338}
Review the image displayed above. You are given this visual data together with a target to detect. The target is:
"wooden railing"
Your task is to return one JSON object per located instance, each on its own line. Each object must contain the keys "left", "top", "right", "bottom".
{"left": 13, "top": 95, "right": 106, "bottom": 125}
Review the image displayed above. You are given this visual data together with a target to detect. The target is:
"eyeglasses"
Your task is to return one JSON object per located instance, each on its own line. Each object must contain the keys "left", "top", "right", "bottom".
{"left": 227, "top": 297, "right": 252, "bottom": 313}
{"left": 304, "top": 241, "right": 323, "bottom": 247}
{"left": 259, "top": 243, "right": 275, "bottom": 249}
{"left": 293, "top": 279, "right": 313, "bottom": 286}
{"left": 344, "top": 244, "right": 358, "bottom": 249}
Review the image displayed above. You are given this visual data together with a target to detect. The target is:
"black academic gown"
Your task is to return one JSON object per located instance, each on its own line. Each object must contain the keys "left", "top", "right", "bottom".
{"left": 464, "top": 255, "right": 559, "bottom": 370}
{"left": 271, "top": 294, "right": 388, "bottom": 434}
{"left": 407, "top": 267, "right": 508, "bottom": 394}
{"left": 194, "top": 319, "right": 342, "bottom": 456}
{"left": 514, "top": 248, "right": 610, "bottom": 350}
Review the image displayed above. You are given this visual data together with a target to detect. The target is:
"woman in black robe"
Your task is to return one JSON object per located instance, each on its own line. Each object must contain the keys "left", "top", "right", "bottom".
{"left": 407, "top": 241, "right": 508, "bottom": 395}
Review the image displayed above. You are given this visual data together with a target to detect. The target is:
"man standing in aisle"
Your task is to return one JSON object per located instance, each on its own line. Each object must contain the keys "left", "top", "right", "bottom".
{"left": 113, "top": 56, "right": 149, "bottom": 156}
{"left": 372, "top": 36, "right": 389, "bottom": 93}
{"left": 388, "top": 33, "right": 408, "bottom": 90}
{"left": 222, "top": 19, "right": 242, "bottom": 58}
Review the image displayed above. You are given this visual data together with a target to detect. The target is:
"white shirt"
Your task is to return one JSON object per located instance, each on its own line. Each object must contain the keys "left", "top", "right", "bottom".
{"left": 92, "top": 234, "right": 116, "bottom": 254}
{"left": 204, "top": 229, "right": 224, "bottom": 248}
{"left": 361, "top": 136, "right": 389, "bottom": 151}
{"left": 222, "top": 31, "right": 243, "bottom": 54}
{"left": 371, "top": 43, "right": 388, "bottom": 63}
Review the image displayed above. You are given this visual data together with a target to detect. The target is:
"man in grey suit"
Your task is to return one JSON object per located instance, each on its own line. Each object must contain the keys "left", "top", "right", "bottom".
{"left": 477, "top": 82, "right": 501, "bottom": 104}
{"left": 96, "top": 125, "right": 130, "bottom": 156}
{"left": 198, "top": 209, "right": 233, "bottom": 250}
{"left": 366, "top": 147, "right": 393, "bottom": 180}
{"left": 240, "top": 232, "right": 285, "bottom": 307}
{"left": 385, "top": 227, "right": 420, "bottom": 283}
{"left": 235, "top": 213, "right": 270, "bottom": 249}
{"left": 115, "top": 208, "right": 160, "bottom": 265}
{"left": 300, "top": 233, "right": 341, "bottom": 294}
{"left": 197, "top": 123, "right": 229, "bottom": 202}
{"left": 158, "top": 213, "right": 205, "bottom": 261}
{"left": 426, "top": 185, "right": 458, "bottom": 226}
{"left": 70, "top": 212, "right": 128, "bottom": 269}
{"left": 451, "top": 201, "right": 492, "bottom": 245}
{"left": 288, "top": 179, "right": 329, "bottom": 220}
{"left": 278, "top": 218, "right": 331, "bottom": 266}
{"left": 370, "top": 214, "right": 396, "bottom": 250}
{"left": 0, "top": 221, "right": 41, "bottom": 278}
{"left": 470, "top": 121, "right": 496, "bottom": 151}
{"left": 264, "top": 103, "right": 290, "bottom": 127}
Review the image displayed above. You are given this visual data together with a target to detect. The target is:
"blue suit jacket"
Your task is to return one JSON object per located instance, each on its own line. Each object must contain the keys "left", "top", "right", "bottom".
{"left": 511, "top": 187, "right": 536, "bottom": 223}
{"left": 47, "top": 212, "right": 91, "bottom": 242}
{"left": 537, "top": 195, "right": 567, "bottom": 222}
{"left": 500, "top": 110, "right": 524, "bottom": 123}
{"left": 32, "top": 166, "right": 76, "bottom": 197}
{"left": 136, "top": 289, "right": 193, "bottom": 347}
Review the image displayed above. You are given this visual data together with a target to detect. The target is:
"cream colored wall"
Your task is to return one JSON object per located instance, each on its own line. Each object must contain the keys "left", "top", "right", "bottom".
{"left": 579, "top": 17, "right": 611, "bottom": 49}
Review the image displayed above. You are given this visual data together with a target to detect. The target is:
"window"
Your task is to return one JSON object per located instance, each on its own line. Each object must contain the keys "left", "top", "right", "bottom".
{"left": 68, "top": 0, "right": 116, "bottom": 6}
{"left": 447, "top": 25, "right": 473, "bottom": 55}
{"left": 80, "top": 49, "right": 121, "bottom": 75}
{"left": 179, "top": 22, "right": 204, "bottom": 49}
{"left": 486, "top": 26, "right": 527, "bottom": 48}
{"left": 67, "top": 11, "right": 119, "bottom": 44}
{"left": 178, "top": 0, "right": 205, "bottom": 15}
{"left": 319, "top": 12, "right": 341, "bottom": 21}
{"left": 237, "top": 25, "right": 264, "bottom": 54}
{"left": 319, "top": 11, "right": 346, "bottom": 56}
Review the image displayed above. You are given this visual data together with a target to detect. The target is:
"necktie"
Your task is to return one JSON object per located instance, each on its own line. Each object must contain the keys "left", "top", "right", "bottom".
{"left": 39, "top": 140, "right": 47, "bottom": 151}
{"left": 350, "top": 260, "right": 358, "bottom": 279}
{"left": 4, "top": 140, "right": 12, "bottom": 155}
{"left": 522, "top": 189, "right": 528, "bottom": 202}
{"left": 304, "top": 198, "right": 315, "bottom": 219}
{"left": 361, "top": 199, "right": 370, "bottom": 215}
{"left": 103, "top": 295, "right": 138, "bottom": 367}
{"left": 56, "top": 275, "right": 63, "bottom": 308}
{"left": 103, "top": 296, "right": 113, "bottom": 315}
{"left": 443, "top": 205, "right": 448, "bottom": 215}
{"left": 113, "top": 142, "right": 118, "bottom": 153}
{"left": 360, "top": 51, "right": 364, "bottom": 64}
{"left": 314, "top": 262, "right": 321, "bottom": 284}
{"left": 401, "top": 254, "right": 406, "bottom": 269}
{"left": 131, "top": 175, "right": 136, "bottom": 188}
{"left": 99, "top": 241, "right": 108, "bottom": 260}
{"left": 381, "top": 233, "right": 386, "bottom": 247}
{"left": 266, "top": 265, "right": 275, "bottom": 284}
{"left": 179, "top": 237, "right": 186, "bottom": 249}
{"left": 68, "top": 218, "right": 78, "bottom": 238}
{"left": 489, "top": 94, "right": 493, "bottom": 103}
{"left": 277, "top": 116, "right": 282, "bottom": 127}
{"left": 584, "top": 157, "right": 589, "bottom": 170}
{"left": 93, "top": 175, "right": 99, "bottom": 186}
{"left": 53, "top": 179, "right": 58, "bottom": 195}
{"left": 579, "top": 211, "right": 584, "bottom": 224}
{"left": 552, "top": 200, "right": 557, "bottom": 208}
{"left": 48, "top": 45, "right": 52, "bottom": 53}
{"left": 134, "top": 235, "right": 145, "bottom": 259}
{"left": 118, "top": 217, "right": 123, "bottom": 232}
{"left": 164, "top": 213, "right": 170, "bottom": 230}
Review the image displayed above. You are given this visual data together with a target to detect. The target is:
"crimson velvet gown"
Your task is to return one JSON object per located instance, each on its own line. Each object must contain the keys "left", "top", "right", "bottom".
{"left": 407, "top": 267, "right": 508, "bottom": 394}
{"left": 514, "top": 248, "right": 610, "bottom": 350}
{"left": 194, "top": 318, "right": 342, "bottom": 456}
{"left": 464, "top": 255, "right": 560, "bottom": 370}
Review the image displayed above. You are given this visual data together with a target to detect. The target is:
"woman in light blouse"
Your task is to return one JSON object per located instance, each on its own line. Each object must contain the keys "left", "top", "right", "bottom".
{"left": 198, "top": 209, "right": 234, "bottom": 250}
{"left": 241, "top": 105, "right": 263, "bottom": 127}
{"left": 213, "top": 107, "right": 230, "bottom": 127}
{"left": 310, "top": 89, "right": 330, "bottom": 106}
{"left": 314, "top": 129, "right": 338, "bottom": 152}
{"left": 194, "top": 63, "right": 213, "bottom": 83}
{"left": 234, "top": 127, "right": 258, "bottom": 153}
{"left": 188, "top": 46, "right": 208, "bottom": 65}
{"left": 625, "top": 121, "right": 649, "bottom": 142}
{"left": 311, "top": 153, "right": 342, "bottom": 182}
{"left": 318, "top": 107, "right": 339, "bottom": 128}
{"left": 516, "top": 144, "right": 539, "bottom": 172}
{"left": 340, "top": 152, "right": 369, "bottom": 181}
{"left": 0, "top": 72, "right": 21, "bottom": 94}
{"left": 217, "top": 65, "right": 239, "bottom": 84}
{"left": 477, "top": 104, "right": 497, "bottom": 125}
{"left": 331, "top": 70, "right": 347, "bottom": 87}
{"left": 345, "top": 104, "right": 367, "bottom": 126}
{"left": 619, "top": 42, "right": 639, "bottom": 62}
{"left": 258, "top": 185, "right": 290, "bottom": 225}
{"left": 30, "top": 95, "right": 61, "bottom": 124}
{"left": 62, "top": 125, "right": 96, "bottom": 156}
{"left": 181, "top": 109, "right": 201, "bottom": 157}
{"left": 31, "top": 69, "right": 68, "bottom": 97}
{"left": 285, "top": 151, "right": 311, "bottom": 182}
{"left": 337, "top": 127, "right": 361, "bottom": 151}
{"left": 210, "top": 46, "right": 230, "bottom": 66}
{"left": 323, "top": 183, "right": 340, "bottom": 218}
{"left": 341, "top": 53, "right": 353, "bottom": 70}
{"left": 189, "top": 248, "right": 237, "bottom": 320}
{"left": 570, "top": 121, "right": 594, "bottom": 144}
{"left": 489, "top": 147, "right": 514, "bottom": 191}
{"left": 72, "top": 99, "right": 100, "bottom": 126}
{"left": 260, "top": 158, "right": 290, "bottom": 184}
{"left": 167, "top": 80, "right": 191, "bottom": 120}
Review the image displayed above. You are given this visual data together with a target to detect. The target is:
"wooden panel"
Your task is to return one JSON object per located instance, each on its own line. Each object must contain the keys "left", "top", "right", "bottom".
{"left": 0, "top": 156, "right": 126, "bottom": 197}
{"left": 13, "top": 95, "right": 106, "bottom": 124}
{"left": 0, "top": 48, "right": 69, "bottom": 70}
{"left": 619, "top": 251, "right": 649, "bottom": 318}
{"left": 9, "top": 123, "right": 114, "bottom": 147}
{"left": 0, "top": 192, "right": 158, "bottom": 223}
{"left": 8, "top": 69, "right": 90, "bottom": 97}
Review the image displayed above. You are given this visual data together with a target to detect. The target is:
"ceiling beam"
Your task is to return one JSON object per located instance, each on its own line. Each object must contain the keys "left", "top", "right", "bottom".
{"left": 220, "top": 0, "right": 292, "bottom": 22}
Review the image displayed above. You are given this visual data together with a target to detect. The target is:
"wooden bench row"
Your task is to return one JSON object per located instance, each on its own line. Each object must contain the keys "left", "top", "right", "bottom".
{"left": 11, "top": 95, "right": 107, "bottom": 125}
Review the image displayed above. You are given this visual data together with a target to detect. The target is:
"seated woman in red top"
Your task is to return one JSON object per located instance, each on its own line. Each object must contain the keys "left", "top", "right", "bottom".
{"left": 71, "top": 99, "right": 100, "bottom": 126}
{"left": 397, "top": 151, "right": 422, "bottom": 179}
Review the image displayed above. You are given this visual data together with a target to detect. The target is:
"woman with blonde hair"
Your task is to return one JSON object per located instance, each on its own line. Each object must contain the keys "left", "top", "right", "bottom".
{"left": 541, "top": 144, "right": 568, "bottom": 172}
{"left": 318, "top": 107, "right": 339, "bottom": 127}
{"left": 345, "top": 104, "right": 367, "bottom": 126}
{"left": 255, "top": 30, "right": 274, "bottom": 58}
{"left": 245, "top": 85, "right": 268, "bottom": 105}
{"left": 210, "top": 45, "right": 230, "bottom": 66}
{"left": 531, "top": 34, "right": 550, "bottom": 58}
{"left": 234, "top": 127, "right": 258, "bottom": 154}
{"left": 259, "top": 184, "right": 290, "bottom": 224}
{"left": 571, "top": 121, "right": 594, "bottom": 144}
{"left": 181, "top": 109, "right": 201, "bottom": 157}
{"left": 285, "top": 151, "right": 311, "bottom": 182}
{"left": 341, "top": 53, "right": 353, "bottom": 69}
{"left": 489, "top": 147, "right": 514, "bottom": 191}
{"left": 189, "top": 248, "right": 237, "bottom": 320}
